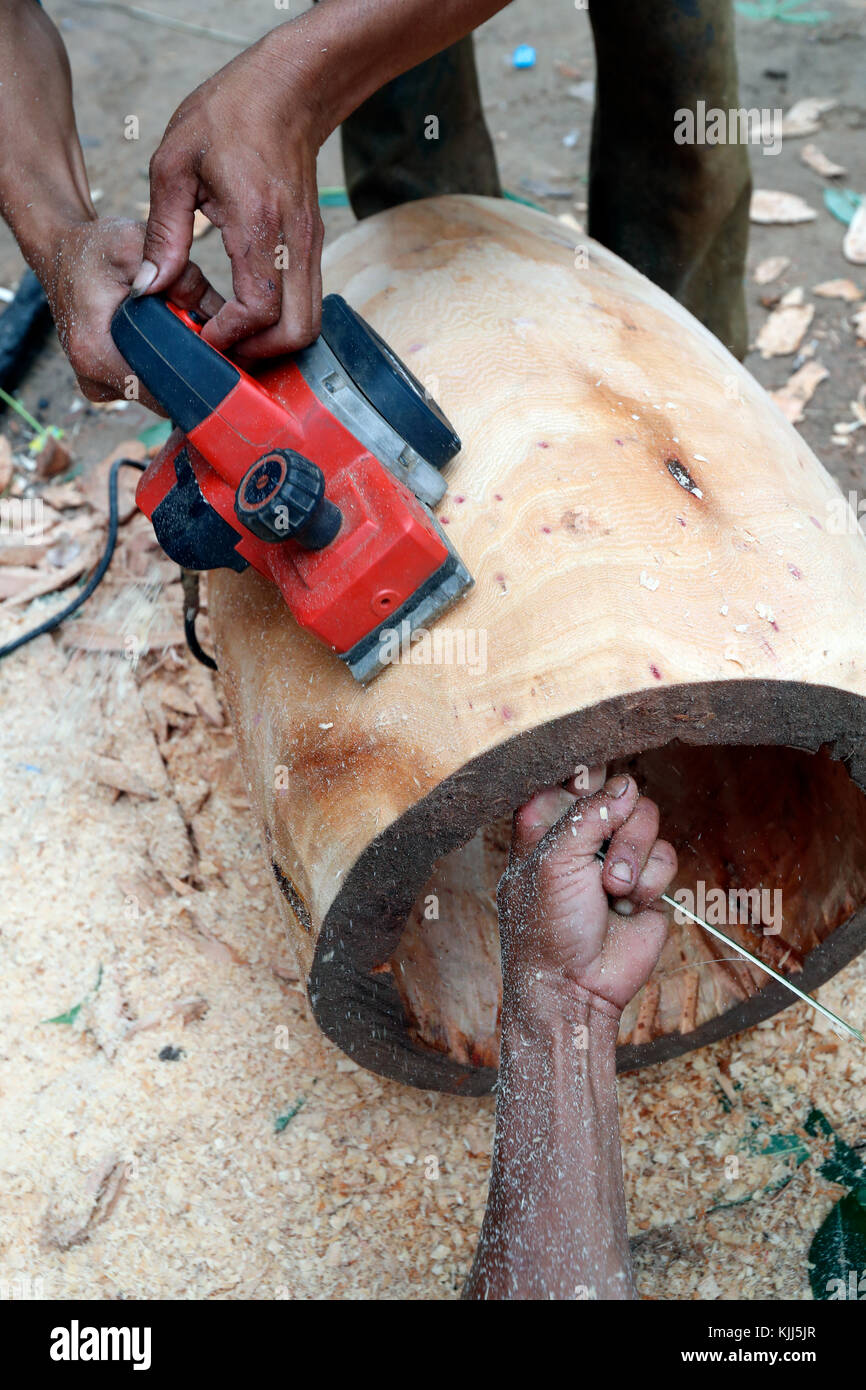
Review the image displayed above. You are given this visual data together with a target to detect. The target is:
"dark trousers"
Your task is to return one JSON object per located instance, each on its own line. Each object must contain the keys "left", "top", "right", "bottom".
{"left": 339, "top": 1, "right": 750, "bottom": 358}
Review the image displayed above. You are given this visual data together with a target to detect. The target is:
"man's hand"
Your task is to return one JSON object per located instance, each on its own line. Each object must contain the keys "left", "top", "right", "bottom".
{"left": 498, "top": 766, "right": 677, "bottom": 1017}
{"left": 138, "top": 31, "right": 325, "bottom": 360}
{"left": 43, "top": 218, "right": 222, "bottom": 405}
{"left": 135, "top": 1, "right": 510, "bottom": 361}
{"left": 465, "top": 772, "right": 678, "bottom": 1300}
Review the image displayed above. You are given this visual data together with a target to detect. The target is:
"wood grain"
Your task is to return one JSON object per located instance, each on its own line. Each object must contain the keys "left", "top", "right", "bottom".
{"left": 208, "top": 196, "right": 866, "bottom": 1092}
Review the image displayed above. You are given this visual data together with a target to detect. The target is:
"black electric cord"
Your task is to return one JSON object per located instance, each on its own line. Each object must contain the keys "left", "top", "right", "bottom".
{"left": 0, "top": 454, "right": 218, "bottom": 669}
{"left": 181, "top": 568, "right": 217, "bottom": 670}
{"left": 0, "top": 456, "right": 146, "bottom": 660}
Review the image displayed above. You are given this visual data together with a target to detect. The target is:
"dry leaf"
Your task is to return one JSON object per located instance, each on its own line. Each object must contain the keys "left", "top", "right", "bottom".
{"left": 44, "top": 480, "right": 86, "bottom": 509}
{"left": 33, "top": 435, "right": 71, "bottom": 481}
{"left": 753, "top": 256, "right": 790, "bottom": 285}
{"left": 800, "top": 143, "right": 846, "bottom": 179}
{"left": 843, "top": 203, "right": 866, "bottom": 266}
{"left": 174, "top": 777, "right": 211, "bottom": 821}
{"left": 143, "top": 798, "right": 195, "bottom": 881}
{"left": 755, "top": 303, "right": 814, "bottom": 358}
{"left": 780, "top": 286, "right": 805, "bottom": 307}
{"left": 770, "top": 361, "right": 829, "bottom": 423}
{"left": 80, "top": 440, "right": 146, "bottom": 521}
{"left": 91, "top": 753, "right": 159, "bottom": 799}
{"left": 159, "top": 681, "right": 199, "bottom": 717}
{"left": 781, "top": 97, "right": 837, "bottom": 137}
{"left": 61, "top": 623, "right": 185, "bottom": 654}
{"left": 0, "top": 435, "right": 13, "bottom": 493}
{"left": 127, "top": 995, "right": 208, "bottom": 1036}
{"left": 751, "top": 190, "right": 817, "bottom": 225}
{"left": 0, "top": 566, "right": 49, "bottom": 599}
{"left": 0, "top": 546, "right": 96, "bottom": 609}
{"left": 41, "top": 1158, "right": 131, "bottom": 1251}
{"left": 0, "top": 540, "right": 51, "bottom": 566}
{"left": 812, "top": 278, "right": 861, "bottom": 301}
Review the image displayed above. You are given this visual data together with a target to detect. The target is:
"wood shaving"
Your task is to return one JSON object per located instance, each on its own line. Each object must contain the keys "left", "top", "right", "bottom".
{"left": 812, "top": 278, "right": 861, "bottom": 302}
{"left": 753, "top": 256, "right": 790, "bottom": 285}
{"left": 780, "top": 96, "right": 837, "bottom": 137}
{"left": 843, "top": 203, "right": 866, "bottom": 266}
{"left": 750, "top": 190, "right": 817, "bottom": 225}
{"left": 755, "top": 303, "right": 814, "bottom": 359}
{"left": 770, "top": 361, "right": 829, "bottom": 424}
{"left": 0, "top": 434, "right": 13, "bottom": 492}
{"left": 800, "top": 143, "right": 846, "bottom": 179}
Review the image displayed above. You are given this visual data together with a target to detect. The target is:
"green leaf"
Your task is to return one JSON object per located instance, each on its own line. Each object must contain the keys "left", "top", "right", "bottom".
{"left": 275, "top": 1097, "right": 306, "bottom": 1133}
{"left": 42, "top": 964, "right": 103, "bottom": 1026}
{"left": 137, "top": 419, "right": 173, "bottom": 449}
{"left": 735, "top": 0, "right": 828, "bottom": 17}
{"left": 809, "top": 1192, "right": 866, "bottom": 1299}
{"left": 804, "top": 1107, "right": 866, "bottom": 1188}
{"left": 778, "top": 8, "right": 830, "bottom": 20}
{"left": 318, "top": 186, "right": 350, "bottom": 208}
{"left": 504, "top": 189, "right": 547, "bottom": 212}
{"left": 44, "top": 1001, "right": 84, "bottom": 1026}
{"left": 823, "top": 187, "right": 863, "bottom": 226}
{"left": 761, "top": 1132, "right": 810, "bottom": 1166}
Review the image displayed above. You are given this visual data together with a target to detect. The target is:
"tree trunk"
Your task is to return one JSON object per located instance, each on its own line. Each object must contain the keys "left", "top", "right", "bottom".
{"left": 208, "top": 196, "right": 866, "bottom": 1094}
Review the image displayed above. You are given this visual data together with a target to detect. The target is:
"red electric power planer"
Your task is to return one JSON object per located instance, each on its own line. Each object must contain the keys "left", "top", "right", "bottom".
{"left": 110, "top": 293, "right": 473, "bottom": 682}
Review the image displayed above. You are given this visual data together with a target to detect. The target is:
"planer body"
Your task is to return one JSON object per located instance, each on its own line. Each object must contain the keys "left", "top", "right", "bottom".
{"left": 110, "top": 293, "right": 472, "bottom": 682}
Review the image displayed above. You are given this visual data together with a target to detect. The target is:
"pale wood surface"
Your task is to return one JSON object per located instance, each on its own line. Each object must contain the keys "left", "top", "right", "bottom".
{"left": 209, "top": 196, "right": 866, "bottom": 1090}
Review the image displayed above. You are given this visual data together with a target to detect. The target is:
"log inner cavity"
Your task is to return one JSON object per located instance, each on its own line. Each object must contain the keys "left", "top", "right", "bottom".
{"left": 386, "top": 743, "right": 866, "bottom": 1070}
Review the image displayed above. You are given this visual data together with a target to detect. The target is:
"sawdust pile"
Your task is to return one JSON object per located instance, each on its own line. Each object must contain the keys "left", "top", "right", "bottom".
{"left": 0, "top": 456, "right": 863, "bottom": 1299}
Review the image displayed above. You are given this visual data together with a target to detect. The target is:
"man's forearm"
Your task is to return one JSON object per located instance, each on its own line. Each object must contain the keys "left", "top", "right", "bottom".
{"left": 0, "top": 0, "right": 96, "bottom": 267}
{"left": 260, "top": 0, "right": 510, "bottom": 141}
{"left": 464, "top": 984, "right": 635, "bottom": 1301}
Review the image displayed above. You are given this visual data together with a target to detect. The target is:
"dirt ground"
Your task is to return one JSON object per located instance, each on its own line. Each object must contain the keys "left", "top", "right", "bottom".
{"left": 0, "top": 0, "right": 864, "bottom": 1301}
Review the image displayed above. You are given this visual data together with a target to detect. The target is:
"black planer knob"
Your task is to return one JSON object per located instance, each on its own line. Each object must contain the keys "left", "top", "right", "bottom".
{"left": 235, "top": 448, "right": 342, "bottom": 550}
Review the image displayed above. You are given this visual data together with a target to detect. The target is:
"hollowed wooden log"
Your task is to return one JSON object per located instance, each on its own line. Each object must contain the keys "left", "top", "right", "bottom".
{"left": 209, "top": 196, "right": 866, "bottom": 1094}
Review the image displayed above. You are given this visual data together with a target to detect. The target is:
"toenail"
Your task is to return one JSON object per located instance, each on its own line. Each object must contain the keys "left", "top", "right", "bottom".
{"left": 613, "top": 898, "right": 634, "bottom": 916}
{"left": 606, "top": 775, "right": 630, "bottom": 798}
{"left": 611, "top": 860, "right": 632, "bottom": 884}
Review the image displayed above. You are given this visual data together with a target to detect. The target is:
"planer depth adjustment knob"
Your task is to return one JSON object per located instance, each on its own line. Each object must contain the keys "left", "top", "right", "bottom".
{"left": 235, "top": 448, "right": 343, "bottom": 550}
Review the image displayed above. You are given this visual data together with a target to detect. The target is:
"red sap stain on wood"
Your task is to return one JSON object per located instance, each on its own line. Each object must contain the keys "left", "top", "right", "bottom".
{"left": 286, "top": 726, "right": 410, "bottom": 799}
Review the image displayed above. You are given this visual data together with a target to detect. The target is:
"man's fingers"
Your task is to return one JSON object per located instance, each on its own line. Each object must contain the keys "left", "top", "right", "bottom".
{"left": 582, "top": 908, "right": 669, "bottom": 1000}
{"left": 600, "top": 795, "right": 660, "bottom": 899}
{"left": 554, "top": 774, "right": 640, "bottom": 864}
{"left": 611, "top": 841, "right": 677, "bottom": 915}
{"left": 562, "top": 763, "right": 606, "bottom": 798}
{"left": 139, "top": 159, "right": 199, "bottom": 295}
{"left": 199, "top": 209, "right": 284, "bottom": 352}
{"left": 510, "top": 788, "right": 575, "bottom": 867}
{"left": 235, "top": 211, "right": 324, "bottom": 359}
{"left": 165, "top": 260, "right": 226, "bottom": 321}
{"left": 620, "top": 840, "right": 678, "bottom": 912}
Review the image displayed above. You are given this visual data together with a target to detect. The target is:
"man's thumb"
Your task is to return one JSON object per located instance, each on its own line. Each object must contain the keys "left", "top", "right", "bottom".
{"left": 136, "top": 175, "right": 198, "bottom": 295}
